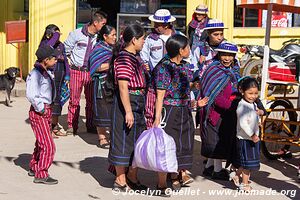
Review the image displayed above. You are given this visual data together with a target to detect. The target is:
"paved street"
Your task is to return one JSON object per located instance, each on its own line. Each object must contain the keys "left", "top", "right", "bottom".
{"left": 0, "top": 95, "right": 299, "bottom": 200}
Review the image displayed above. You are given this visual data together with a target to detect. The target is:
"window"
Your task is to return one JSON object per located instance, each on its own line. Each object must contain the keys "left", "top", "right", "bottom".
{"left": 234, "top": 2, "right": 300, "bottom": 27}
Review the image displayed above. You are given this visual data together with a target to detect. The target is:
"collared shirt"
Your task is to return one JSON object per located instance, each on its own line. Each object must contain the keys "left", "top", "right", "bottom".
{"left": 64, "top": 24, "right": 97, "bottom": 68}
{"left": 26, "top": 63, "right": 54, "bottom": 112}
{"left": 140, "top": 30, "right": 186, "bottom": 71}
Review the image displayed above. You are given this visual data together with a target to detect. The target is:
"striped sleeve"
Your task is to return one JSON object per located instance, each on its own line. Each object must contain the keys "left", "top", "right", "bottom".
{"left": 115, "top": 55, "right": 134, "bottom": 81}
{"left": 89, "top": 44, "right": 112, "bottom": 76}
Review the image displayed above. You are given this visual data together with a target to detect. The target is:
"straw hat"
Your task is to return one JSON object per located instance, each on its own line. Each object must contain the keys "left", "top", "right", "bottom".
{"left": 194, "top": 4, "right": 209, "bottom": 15}
{"left": 204, "top": 19, "right": 227, "bottom": 30}
{"left": 148, "top": 9, "right": 176, "bottom": 23}
{"left": 215, "top": 42, "right": 238, "bottom": 54}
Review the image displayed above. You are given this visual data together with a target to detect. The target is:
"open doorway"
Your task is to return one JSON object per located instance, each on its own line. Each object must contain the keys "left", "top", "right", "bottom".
{"left": 77, "top": 0, "right": 120, "bottom": 28}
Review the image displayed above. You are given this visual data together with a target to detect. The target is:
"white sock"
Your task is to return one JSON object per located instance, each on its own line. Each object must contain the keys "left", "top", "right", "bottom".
{"left": 214, "top": 159, "right": 222, "bottom": 172}
{"left": 205, "top": 158, "right": 214, "bottom": 168}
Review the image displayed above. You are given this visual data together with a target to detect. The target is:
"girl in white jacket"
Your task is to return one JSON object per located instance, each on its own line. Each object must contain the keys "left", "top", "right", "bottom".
{"left": 235, "top": 77, "right": 260, "bottom": 192}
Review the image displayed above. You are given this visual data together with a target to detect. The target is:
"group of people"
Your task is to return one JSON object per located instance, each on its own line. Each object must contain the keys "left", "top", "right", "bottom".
{"left": 25, "top": 4, "right": 267, "bottom": 196}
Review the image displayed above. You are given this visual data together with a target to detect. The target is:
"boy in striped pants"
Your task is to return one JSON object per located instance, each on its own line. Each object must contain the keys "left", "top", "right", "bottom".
{"left": 26, "top": 45, "right": 59, "bottom": 184}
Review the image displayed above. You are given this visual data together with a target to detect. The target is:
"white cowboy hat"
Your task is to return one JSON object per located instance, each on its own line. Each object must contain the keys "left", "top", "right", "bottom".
{"left": 148, "top": 9, "right": 176, "bottom": 23}
{"left": 194, "top": 4, "right": 209, "bottom": 15}
{"left": 204, "top": 19, "right": 227, "bottom": 30}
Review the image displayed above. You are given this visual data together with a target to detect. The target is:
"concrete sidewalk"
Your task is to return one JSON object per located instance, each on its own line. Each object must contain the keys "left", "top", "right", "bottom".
{"left": 0, "top": 96, "right": 299, "bottom": 200}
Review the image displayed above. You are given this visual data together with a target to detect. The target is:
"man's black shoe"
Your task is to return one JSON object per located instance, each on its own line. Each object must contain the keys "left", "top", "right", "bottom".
{"left": 212, "top": 169, "right": 229, "bottom": 180}
{"left": 203, "top": 166, "right": 214, "bottom": 177}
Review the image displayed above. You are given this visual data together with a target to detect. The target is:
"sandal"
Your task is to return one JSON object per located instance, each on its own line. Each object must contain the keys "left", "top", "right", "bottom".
{"left": 113, "top": 181, "right": 130, "bottom": 193}
{"left": 51, "top": 132, "right": 59, "bottom": 139}
{"left": 98, "top": 138, "right": 110, "bottom": 149}
{"left": 239, "top": 183, "right": 252, "bottom": 192}
{"left": 52, "top": 124, "right": 67, "bottom": 137}
{"left": 180, "top": 171, "right": 194, "bottom": 186}
{"left": 126, "top": 176, "right": 148, "bottom": 191}
{"left": 229, "top": 171, "right": 240, "bottom": 187}
{"left": 171, "top": 178, "right": 181, "bottom": 191}
{"left": 277, "top": 148, "right": 292, "bottom": 158}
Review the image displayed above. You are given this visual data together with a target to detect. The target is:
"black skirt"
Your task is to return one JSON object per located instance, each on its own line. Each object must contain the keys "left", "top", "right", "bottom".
{"left": 201, "top": 116, "right": 231, "bottom": 159}
{"left": 108, "top": 93, "right": 146, "bottom": 167}
{"left": 163, "top": 105, "right": 195, "bottom": 170}
{"left": 52, "top": 61, "right": 66, "bottom": 116}
{"left": 92, "top": 76, "right": 112, "bottom": 127}
{"left": 236, "top": 139, "right": 260, "bottom": 170}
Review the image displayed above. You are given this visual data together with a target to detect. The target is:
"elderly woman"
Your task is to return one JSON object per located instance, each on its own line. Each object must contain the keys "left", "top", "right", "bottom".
{"left": 199, "top": 42, "right": 240, "bottom": 180}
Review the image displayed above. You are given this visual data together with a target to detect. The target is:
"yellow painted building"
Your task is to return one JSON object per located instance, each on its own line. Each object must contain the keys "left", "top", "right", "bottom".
{"left": 0, "top": 0, "right": 76, "bottom": 77}
{"left": 0, "top": 0, "right": 299, "bottom": 77}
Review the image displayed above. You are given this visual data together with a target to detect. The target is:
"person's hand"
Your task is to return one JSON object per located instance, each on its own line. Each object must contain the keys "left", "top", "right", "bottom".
{"left": 199, "top": 55, "right": 206, "bottom": 64}
{"left": 198, "top": 96, "right": 209, "bottom": 107}
{"left": 153, "top": 118, "right": 160, "bottom": 127}
{"left": 256, "top": 109, "right": 264, "bottom": 116}
{"left": 153, "top": 115, "right": 161, "bottom": 127}
{"left": 125, "top": 111, "right": 134, "bottom": 129}
{"left": 145, "top": 64, "right": 150, "bottom": 71}
{"left": 38, "top": 108, "right": 47, "bottom": 116}
{"left": 251, "top": 134, "right": 260, "bottom": 143}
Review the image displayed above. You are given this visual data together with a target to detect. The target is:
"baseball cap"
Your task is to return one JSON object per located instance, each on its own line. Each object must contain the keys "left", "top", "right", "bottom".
{"left": 35, "top": 45, "right": 59, "bottom": 61}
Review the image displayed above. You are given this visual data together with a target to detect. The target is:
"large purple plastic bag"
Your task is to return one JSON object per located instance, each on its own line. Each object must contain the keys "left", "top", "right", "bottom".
{"left": 132, "top": 127, "right": 178, "bottom": 173}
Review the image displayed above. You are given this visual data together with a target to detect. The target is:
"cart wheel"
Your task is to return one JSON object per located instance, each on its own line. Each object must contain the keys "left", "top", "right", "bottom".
{"left": 242, "top": 59, "right": 276, "bottom": 96}
{"left": 261, "top": 100, "right": 297, "bottom": 160}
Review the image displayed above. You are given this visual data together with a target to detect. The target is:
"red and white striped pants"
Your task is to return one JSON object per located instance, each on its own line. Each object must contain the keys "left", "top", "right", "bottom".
{"left": 29, "top": 105, "right": 55, "bottom": 179}
{"left": 145, "top": 88, "right": 156, "bottom": 129}
{"left": 67, "top": 68, "right": 93, "bottom": 131}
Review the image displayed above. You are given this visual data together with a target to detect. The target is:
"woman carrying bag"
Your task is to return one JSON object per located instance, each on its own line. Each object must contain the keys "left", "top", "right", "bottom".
{"left": 152, "top": 34, "right": 195, "bottom": 194}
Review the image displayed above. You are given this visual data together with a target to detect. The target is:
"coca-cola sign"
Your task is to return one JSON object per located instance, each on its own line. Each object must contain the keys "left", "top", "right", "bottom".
{"left": 272, "top": 15, "right": 288, "bottom": 27}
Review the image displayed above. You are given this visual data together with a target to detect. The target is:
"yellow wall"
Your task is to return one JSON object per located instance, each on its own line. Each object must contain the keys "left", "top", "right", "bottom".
{"left": 0, "top": 0, "right": 28, "bottom": 76}
{"left": 28, "top": 0, "right": 76, "bottom": 73}
{"left": 186, "top": 0, "right": 300, "bottom": 49}
{"left": 0, "top": 0, "right": 76, "bottom": 77}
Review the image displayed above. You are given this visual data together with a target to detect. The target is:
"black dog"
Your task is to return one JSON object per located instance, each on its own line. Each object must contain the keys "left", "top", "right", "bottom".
{"left": 0, "top": 67, "right": 20, "bottom": 106}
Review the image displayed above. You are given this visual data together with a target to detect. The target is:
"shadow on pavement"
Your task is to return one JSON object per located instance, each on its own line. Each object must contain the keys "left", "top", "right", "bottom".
{"left": 251, "top": 170, "right": 299, "bottom": 199}
{"left": 260, "top": 154, "right": 300, "bottom": 185}
{"left": 79, "top": 156, "right": 114, "bottom": 188}
{"left": 13, "top": 153, "right": 31, "bottom": 171}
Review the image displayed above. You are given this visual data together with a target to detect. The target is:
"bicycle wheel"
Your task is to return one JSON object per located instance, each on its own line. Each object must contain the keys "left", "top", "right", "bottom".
{"left": 261, "top": 100, "right": 297, "bottom": 160}
{"left": 243, "top": 59, "right": 276, "bottom": 96}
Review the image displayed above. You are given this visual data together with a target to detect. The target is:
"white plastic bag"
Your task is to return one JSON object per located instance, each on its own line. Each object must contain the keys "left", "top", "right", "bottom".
{"left": 132, "top": 127, "right": 178, "bottom": 173}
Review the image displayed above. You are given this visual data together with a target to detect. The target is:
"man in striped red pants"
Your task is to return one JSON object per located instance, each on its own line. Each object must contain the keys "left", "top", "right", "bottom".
{"left": 26, "top": 45, "right": 58, "bottom": 184}
{"left": 64, "top": 11, "right": 107, "bottom": 135}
